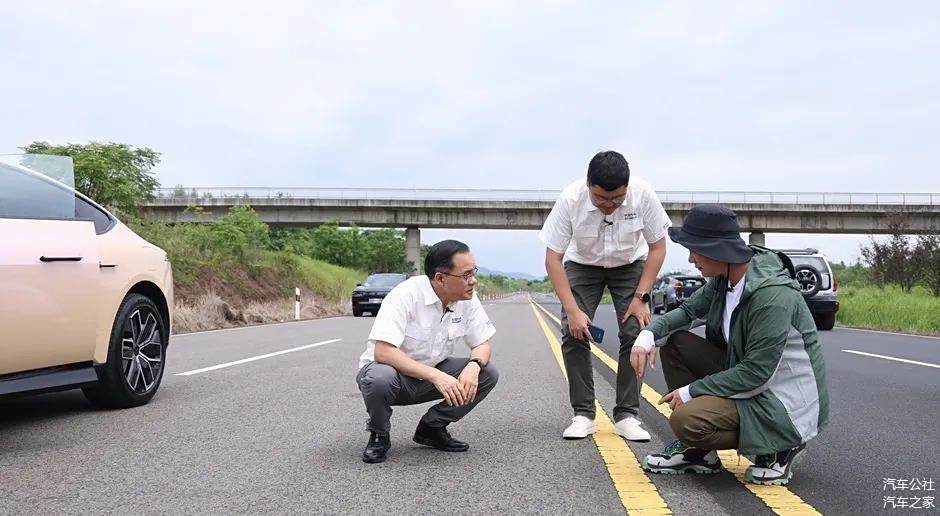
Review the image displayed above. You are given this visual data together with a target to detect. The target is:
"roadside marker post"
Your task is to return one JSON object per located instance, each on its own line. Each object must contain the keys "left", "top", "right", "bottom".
{"left": 295, "top": 287, "right": 301, "bottom": 320}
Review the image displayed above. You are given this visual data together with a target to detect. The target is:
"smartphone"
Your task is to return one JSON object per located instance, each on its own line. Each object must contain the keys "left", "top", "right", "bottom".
{"left": 588, "top": 324, "right": 605, "bottom": 344}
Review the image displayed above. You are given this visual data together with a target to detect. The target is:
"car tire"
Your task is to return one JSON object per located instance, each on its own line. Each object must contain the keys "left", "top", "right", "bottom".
{"left": 794, "top": 265, "right": 822, "bottom": 298}
{"left": 353, "top": 307, "right": 363, "bottom": 317}
{"left": 83, "top": 293, "right": 168, "bottom": 409}
{"left": 816, "top": 313, "right": 836, "bottom": 331}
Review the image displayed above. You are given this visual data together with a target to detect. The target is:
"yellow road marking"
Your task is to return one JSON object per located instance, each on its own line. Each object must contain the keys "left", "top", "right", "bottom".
{"left": 529, "top": 302, "right": 671, "bottom": 515}
{"left": 531, "top": 300, "right": 822, "bottom": 516}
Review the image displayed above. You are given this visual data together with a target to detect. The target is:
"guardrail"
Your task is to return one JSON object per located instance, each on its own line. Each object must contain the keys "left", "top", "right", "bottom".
{"left": 154, "top": 187, "right": 940, "bottom": 206}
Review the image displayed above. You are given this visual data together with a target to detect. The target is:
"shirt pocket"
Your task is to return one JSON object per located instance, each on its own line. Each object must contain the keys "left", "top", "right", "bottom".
{"left": 447, "top": 322, "right": 467, "bottom": 341}
{"left": 402, "top": 324, "right": 433, "bottom": 361}
{"left": 572, "top": 222, "right": 599, "bottom": 251}
{"left": 615, "top": 217, "right": 644, "bottom": 244}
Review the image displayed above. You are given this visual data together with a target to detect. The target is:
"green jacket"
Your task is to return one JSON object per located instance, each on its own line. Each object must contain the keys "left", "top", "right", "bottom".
{"left": 649, "top": 246, "right": 829, "bottom": 455}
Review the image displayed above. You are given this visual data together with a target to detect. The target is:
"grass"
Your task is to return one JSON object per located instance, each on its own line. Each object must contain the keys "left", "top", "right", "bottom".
{"left": 292, "top": 255, "right": 364, "bottom": 301}
{"left": 837, "top": 285, "right": 940, "bottom": 335}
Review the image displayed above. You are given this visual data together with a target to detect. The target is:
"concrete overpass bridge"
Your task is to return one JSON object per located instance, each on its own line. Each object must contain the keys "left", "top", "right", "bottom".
{"left": 143, "top": 187, "right": 940, "bottom": 274}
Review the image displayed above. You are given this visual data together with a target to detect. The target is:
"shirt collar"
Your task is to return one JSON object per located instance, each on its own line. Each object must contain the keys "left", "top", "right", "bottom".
{"left": 417, "top": 275, "right": 444, "bottom": 307}
{"left": 728, "top": 275, "right": 746, "bottom": 296}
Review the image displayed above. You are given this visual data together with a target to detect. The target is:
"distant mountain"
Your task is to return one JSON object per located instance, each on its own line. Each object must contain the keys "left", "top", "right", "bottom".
{"left": 478, "top": 266, "right": 542, "bottom": 281}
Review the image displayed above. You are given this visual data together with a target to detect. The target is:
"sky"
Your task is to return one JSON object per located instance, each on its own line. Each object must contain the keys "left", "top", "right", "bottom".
{"left": 2, "top": 2, "right": 938, "bottom": 276}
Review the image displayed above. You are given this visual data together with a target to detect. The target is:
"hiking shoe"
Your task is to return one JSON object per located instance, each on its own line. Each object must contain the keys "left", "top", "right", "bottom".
{"left": 745, "top": 444, "right": 806, "bottom": 485}
{"left": 643, "top": 439, "right": 723, "bottom": 474}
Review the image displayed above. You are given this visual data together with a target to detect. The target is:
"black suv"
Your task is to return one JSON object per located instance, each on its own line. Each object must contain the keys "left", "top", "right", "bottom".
{"left": 352, "top": 273, "right": 409, "bottom": 317}
{"left": 778, "top": 248, "right": 839, "bottom": 331}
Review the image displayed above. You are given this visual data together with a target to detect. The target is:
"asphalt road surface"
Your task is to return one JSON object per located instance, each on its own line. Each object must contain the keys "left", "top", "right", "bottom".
{"left": 1, "top": 294, "right": 937, "bottom": 514}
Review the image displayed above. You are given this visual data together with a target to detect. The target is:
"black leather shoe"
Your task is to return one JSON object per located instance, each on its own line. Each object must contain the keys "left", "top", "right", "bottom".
{"left": 412, "top": 422, "right": 470, "bottom": 452}
{"left": 362, "top": 432, "right": 391, "bottom": 463}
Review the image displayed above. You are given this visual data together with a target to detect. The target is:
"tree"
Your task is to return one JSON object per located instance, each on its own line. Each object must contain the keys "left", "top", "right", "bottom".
{"left": 21, "top": 141, "right": 160, "bottom": 214}
{"left": 360, "top": 229, "right": 408, "bottom": 273}
{"left": 860, "top": 223, "right": 918, "bottom": 292}
{"left": 913, "top": 234, "right": 940, "bottom": 297}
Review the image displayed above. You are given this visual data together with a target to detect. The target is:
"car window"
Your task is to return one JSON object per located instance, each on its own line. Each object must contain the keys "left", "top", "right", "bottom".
{"left": 362, "top": 274, "right": 407, "bottom": 287}
{"left": 789, "top": 256, "right": 828, "bottom": 272}
{"left": 0, "top": 163, "right": 74, "bottom": 220}
{"left": 75, "top": 196, "right": 113, "bottom": 234}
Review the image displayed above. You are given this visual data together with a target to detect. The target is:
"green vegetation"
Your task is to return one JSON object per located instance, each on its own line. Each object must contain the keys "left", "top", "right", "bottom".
{"left": 22, "top": 141, "right": 160, "bottom": 215}
{"left": 127, "top": 207, "right": 365, "bottom": 304}
{"left": 837, "top": 285, "right": 940, "bottom": 335}
{"left": 476, "top": 274, "right": 552, "bottom": 297}
{"left": 831, "top": 242, "right": 940, "bottom": 335}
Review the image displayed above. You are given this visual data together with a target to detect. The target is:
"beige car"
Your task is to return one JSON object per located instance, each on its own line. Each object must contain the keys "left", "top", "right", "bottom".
{"left": 0, "top": 159, "right": 173, "bottom": 407}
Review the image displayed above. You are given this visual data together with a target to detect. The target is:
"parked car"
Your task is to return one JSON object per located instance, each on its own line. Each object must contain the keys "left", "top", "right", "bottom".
{"left": 352, "top": 273, "right": 409, "bottom": 316}
{"left": 651, "top": 274, "right": 705, "bottom": 314}
{"left": 0, "top": 159, "right": 173, "bottom": 407}
{"left": 775, "top": 248, "right": 839, "bottom": 331}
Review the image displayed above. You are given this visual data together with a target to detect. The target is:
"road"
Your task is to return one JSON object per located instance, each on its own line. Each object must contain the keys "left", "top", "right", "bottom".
{"left": 1, "top": 295, "right": 937, "bottom": 514}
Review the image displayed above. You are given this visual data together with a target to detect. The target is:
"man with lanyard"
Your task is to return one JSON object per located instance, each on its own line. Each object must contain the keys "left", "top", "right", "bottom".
{"left": 630, "top": 205, "right": 829, "bottom": 485}
{"left": 540, "top": 150, "right": 671, "bottom": 441}
{"left": 356, "top": 240, "right": 499, "bottom": 463}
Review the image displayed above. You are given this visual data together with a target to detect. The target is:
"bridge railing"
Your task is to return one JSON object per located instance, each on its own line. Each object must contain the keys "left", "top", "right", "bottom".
{"left": 154, "top": 188, "right": 939, "bottom": 205}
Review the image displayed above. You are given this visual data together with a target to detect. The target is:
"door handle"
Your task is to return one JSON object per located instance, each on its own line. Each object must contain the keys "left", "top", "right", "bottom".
{"left": 39, "top": 256, "right": 83, "bottom": 262}
{"left": 99, "top": 263, "right": 117, "bottom": 268}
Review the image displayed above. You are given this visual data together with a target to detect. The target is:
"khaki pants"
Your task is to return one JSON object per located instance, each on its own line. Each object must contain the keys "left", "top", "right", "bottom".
{"left": 660, "top": 331, "right": 740, "bottom": 450}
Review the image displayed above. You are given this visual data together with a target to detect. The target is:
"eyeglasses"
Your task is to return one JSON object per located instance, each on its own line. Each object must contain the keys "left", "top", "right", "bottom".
{"left": 439, "top": 267, "right": 479, "bottom": 281}
{"left": 590, "top": 191, "right": 626, "bottom": 207}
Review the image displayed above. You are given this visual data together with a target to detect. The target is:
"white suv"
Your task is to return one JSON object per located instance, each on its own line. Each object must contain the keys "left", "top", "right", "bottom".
{"left": 778, "top": 248, "right": 839, "bottom": 331}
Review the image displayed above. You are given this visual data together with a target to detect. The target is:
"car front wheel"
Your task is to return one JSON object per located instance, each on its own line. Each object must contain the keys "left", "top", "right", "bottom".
{"left": 83, "top": 293, "right": 168, "bottom": 409}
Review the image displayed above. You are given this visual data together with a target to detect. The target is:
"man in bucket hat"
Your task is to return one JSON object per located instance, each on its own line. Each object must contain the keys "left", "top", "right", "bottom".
{"left": 630, "top": 204, "right": 829, "bottom": 485}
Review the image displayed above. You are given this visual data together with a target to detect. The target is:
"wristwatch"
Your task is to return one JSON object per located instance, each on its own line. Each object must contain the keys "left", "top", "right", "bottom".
{"left": 468, "top": 357, "right": 486, "bottom": 369}
{"left": 634, "top": 291, "right": 651, "bottom": 303}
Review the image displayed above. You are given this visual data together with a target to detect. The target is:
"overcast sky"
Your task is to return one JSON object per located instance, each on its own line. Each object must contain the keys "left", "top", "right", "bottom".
{"left": 2, "top": 2, "right": 938, "bottom": 275}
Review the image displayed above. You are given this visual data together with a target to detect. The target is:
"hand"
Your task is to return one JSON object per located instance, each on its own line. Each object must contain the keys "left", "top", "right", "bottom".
{"left": 623, "top": 297, "right": 651, "bottom": 328}
{"left": 658, "top": 389, "right": 686, "bottom": 410}
{"left": 566, "top": 307, "right": 592, "bottom": 342}
{"left": 629, "top": 345, "right": 657, "bottom": 378}
{"left": 457, "top": 361, "right": 481, "bottom": 404}
{"left": 431, "top": 371, "right": 468, "bottom": 407}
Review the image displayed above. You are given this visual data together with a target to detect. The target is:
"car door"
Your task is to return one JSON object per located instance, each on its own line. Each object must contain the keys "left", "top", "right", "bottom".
{"left": 0, "top": 164, "right": 100, "bottom": 375}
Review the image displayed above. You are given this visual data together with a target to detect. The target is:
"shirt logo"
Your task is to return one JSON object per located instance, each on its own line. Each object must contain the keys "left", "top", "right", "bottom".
{"left": 451, "top": 316, "right": 463, "bottom": 324}
{"left": 623, "top": 212, "right": 639, "bottom": 220}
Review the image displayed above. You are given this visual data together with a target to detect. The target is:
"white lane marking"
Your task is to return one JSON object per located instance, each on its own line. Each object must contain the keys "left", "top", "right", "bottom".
{"left": 838, "top": 326, "right": 940, "bottom": 340}
{"left": 175, "top": 339, "right": 342, "bottom": 376}
{"left": 841, "top": 349, "right": 940, "bottom": 369}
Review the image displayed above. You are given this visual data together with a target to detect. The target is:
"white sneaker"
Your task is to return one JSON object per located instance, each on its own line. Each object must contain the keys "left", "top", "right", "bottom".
{"left": 612, "top": 416, "right": 651, "bottom": 442}
{"left": 562, "top": 415, "right": 596, "bottom": 439}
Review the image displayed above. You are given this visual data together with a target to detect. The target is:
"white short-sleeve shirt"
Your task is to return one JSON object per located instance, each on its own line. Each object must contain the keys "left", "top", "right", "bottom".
{"left": 358, "top": 275, "right": 496, "bottom": 370}
{"left": 539, "top": 177, "right": 672, "bottom": 268}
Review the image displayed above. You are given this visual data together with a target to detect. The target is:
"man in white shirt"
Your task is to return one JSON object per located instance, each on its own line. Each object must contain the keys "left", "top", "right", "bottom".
{"left": 356, "top": 240, "right": 499, "bottom": 464}
{"left": 540, "top": 151, "right": 671, "bottom": 441}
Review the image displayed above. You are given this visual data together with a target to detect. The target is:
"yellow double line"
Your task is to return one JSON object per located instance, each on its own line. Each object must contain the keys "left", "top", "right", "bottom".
{"left": 529, "top": 300, "right": 821, "bottom": 516}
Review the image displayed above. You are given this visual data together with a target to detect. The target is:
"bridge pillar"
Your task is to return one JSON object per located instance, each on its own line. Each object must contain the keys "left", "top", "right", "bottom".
{"left": 749, "top": 231, "right": 766, "bottom": 247}
{"left": 406, "top": 227, "right": 421, "bottom": 276}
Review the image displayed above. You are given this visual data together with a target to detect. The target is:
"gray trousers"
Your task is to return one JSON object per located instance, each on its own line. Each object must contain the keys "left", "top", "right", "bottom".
{"left": 560, "top": 260, "right": 644, "bottom": 422}
{"left": 356, "top": 357, "right": 500, "bottom": 436}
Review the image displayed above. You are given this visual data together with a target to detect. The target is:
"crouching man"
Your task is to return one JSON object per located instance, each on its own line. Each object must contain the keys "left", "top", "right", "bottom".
{"left": 356, "top": 240, "right": 499, "bottom": 463}
{"left": 630, "top": 205, "right": 828, "bottom": 485}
